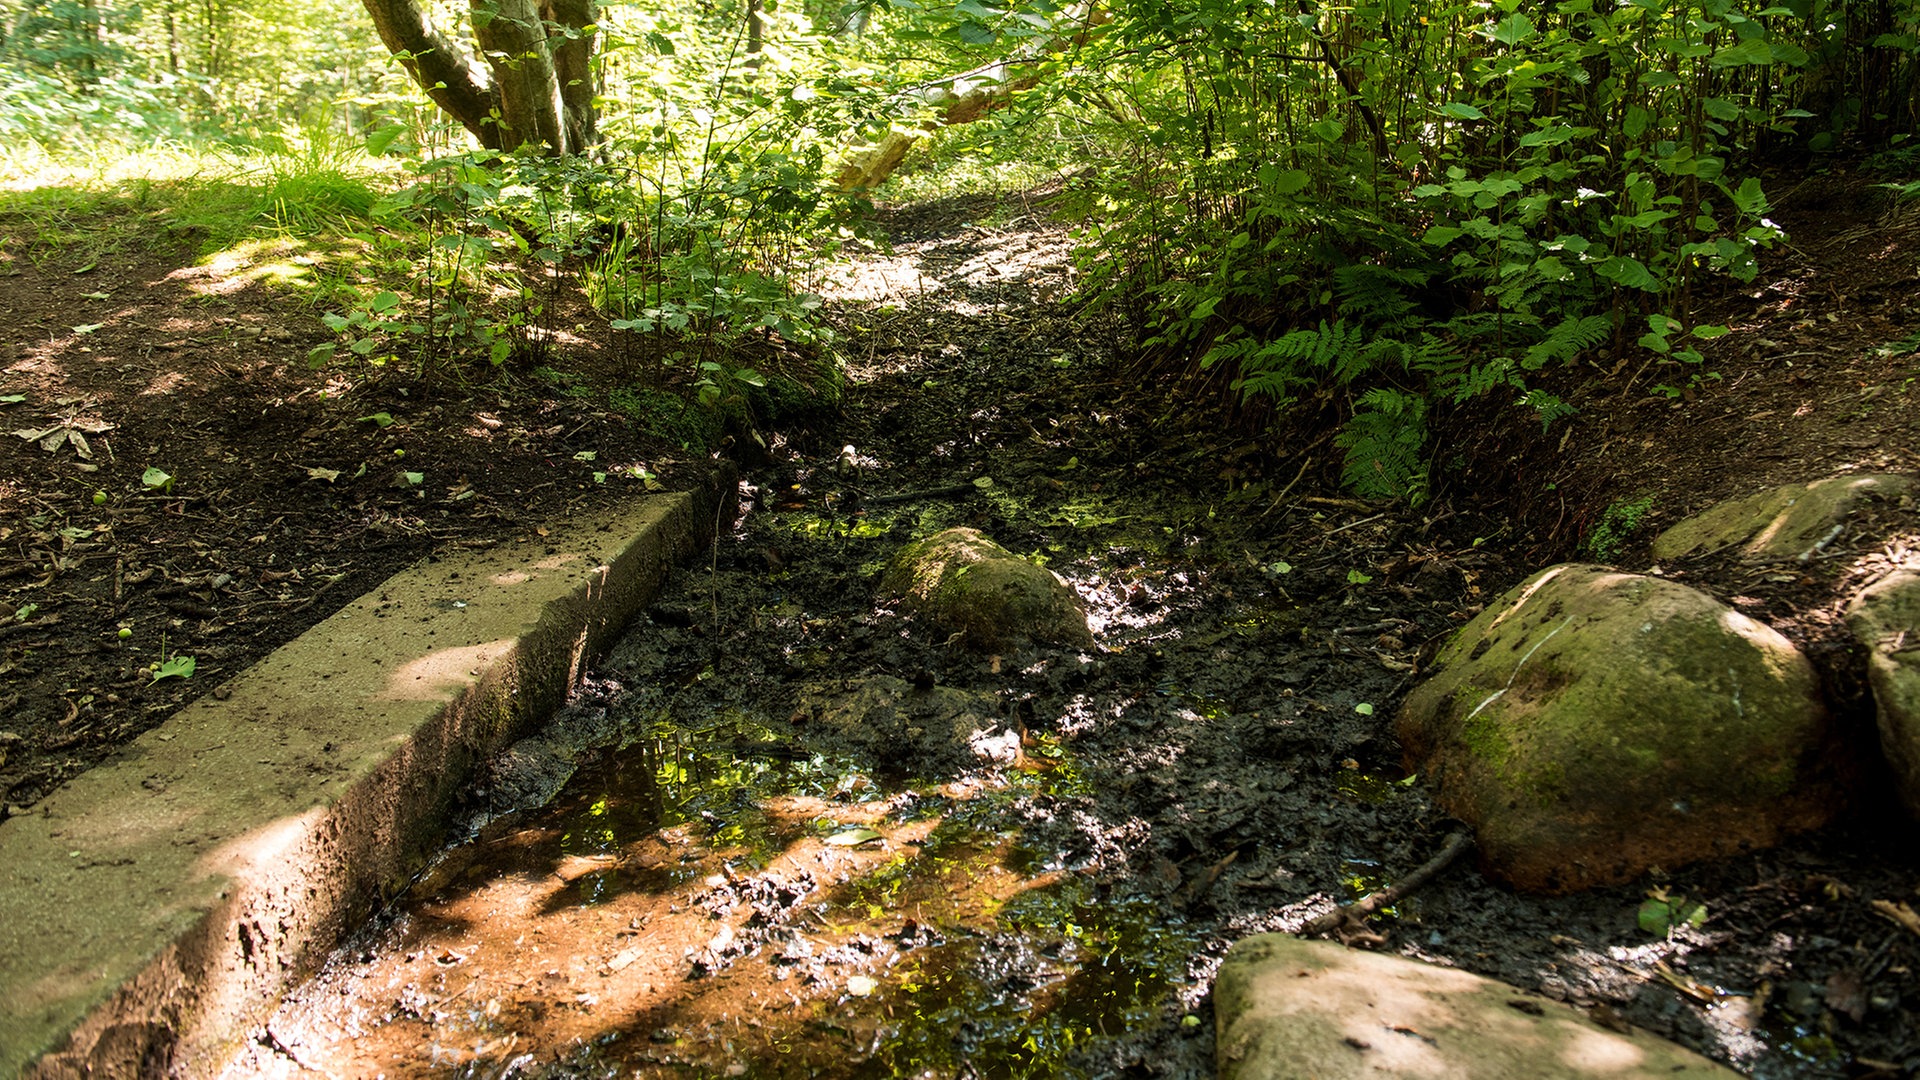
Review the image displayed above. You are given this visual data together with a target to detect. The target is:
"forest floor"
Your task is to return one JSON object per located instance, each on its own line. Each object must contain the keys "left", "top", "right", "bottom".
{"left": 5, "top": 164, "right": 1920, "bottom": 1078}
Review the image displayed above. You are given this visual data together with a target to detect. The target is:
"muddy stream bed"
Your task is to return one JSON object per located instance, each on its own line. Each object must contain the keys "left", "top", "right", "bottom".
{"left": 232, "top": 209, "right": 1920, "bottom": 1079}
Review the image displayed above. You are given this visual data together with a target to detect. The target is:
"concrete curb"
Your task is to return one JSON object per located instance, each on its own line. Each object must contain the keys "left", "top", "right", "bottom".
{"left": 0, "top": 481, "right": 729, "bottom": 1078}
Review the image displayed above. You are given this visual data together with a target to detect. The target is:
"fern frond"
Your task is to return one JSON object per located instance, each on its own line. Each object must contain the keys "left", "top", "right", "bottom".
{"left": 1523, "top": 314, "right": 1610, "bottom": 370}
{"left": 1336, "top": 387, "right": 1430, "bottom": 504}
{"left": 1332, "top": 264, "right": 1428, "bottom": 333}
{"left": 1522, "top": 388, "right": 1579, "bottom": 430}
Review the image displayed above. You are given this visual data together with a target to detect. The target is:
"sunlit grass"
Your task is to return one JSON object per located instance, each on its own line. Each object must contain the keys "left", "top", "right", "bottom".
{"left": 884, "top": 105, "right": 1105, "bottom": 205}
{"left": 0, "top": 135, "right": 400, "bottom": 259}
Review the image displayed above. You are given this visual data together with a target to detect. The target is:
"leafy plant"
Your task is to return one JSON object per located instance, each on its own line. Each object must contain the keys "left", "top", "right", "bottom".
{"left": 1586, "top": 495, "right": 1656, "bottom": 563}
{"left": 1638, "top": 889, "right": 1707, "bottom": 936}
{"left": 140, "top": 466, "right": 174, "bottom": 493}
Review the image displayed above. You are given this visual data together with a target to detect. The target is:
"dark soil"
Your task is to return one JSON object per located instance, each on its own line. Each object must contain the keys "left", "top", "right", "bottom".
{"left": 0, "top": 226, "right": 709, "bottom": 811}
{"left": 8, "top": 167, "right": 1920, "bottom": 1078}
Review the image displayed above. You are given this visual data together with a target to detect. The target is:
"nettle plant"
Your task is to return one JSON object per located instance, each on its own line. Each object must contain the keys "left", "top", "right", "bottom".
{"left": 1069, "top": 0, "right": 1842, "bottom": 502}
{"left": 311, "top": 142, "right": 554, "bottom": 375}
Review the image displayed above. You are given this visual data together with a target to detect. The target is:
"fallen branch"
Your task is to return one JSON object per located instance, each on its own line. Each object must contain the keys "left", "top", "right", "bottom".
{"left": 1301, "top": 830, "right": 1473, "bottom": 942}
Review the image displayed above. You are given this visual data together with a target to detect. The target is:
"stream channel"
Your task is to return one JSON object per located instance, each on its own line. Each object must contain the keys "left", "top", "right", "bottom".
{"left": 237, "top": 204, "right": 1918, "bottom": 1079}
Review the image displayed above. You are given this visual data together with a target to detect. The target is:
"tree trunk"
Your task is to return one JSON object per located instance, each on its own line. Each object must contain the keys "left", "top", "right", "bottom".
{"left": 359, "top": 0, "right": 598, "bottom": 154}
{"left": 471, "top": 0, "right": 570, "bottom": 152}
{"left": 360, "top": 0, "right": 504, "bottom": 149}
{"left": 540, "top": 0, "right": 598, "bottom": 151}
{"left": 832, "top": 7, "right": 1108, "bottom": 190}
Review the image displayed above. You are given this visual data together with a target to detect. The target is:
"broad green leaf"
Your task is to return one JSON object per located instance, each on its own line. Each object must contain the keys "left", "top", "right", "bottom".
{"left": 141, "top": 467, "right": 174, "bottom": 492}
{"left": 364, "top": 124, "right": 406, "bottom": 156}
{"left": 149, "top": 655, "right": 195, "bottom": 683}
{"left": 1691, "top": 324, "right": 1731, "bottom": 340}
{"left": 1596, "top": 255, "right": 1658, "bottom": 290}
{"left": 307, "top": 344, "right": 336, "bottom": 369}
{"left": 368, "top": 291, "right": 402, "bottom": 313}
{"left": 358, "top": 412, "right": 395, "bottom": 427}
{"left": 1423, "top": 225, "right": 1464, "bottom": 246}
{"left": 1770, "top": 41, "right": 1809, "bottom": 65}
{"left": 1490, "top": 13, "right": 1536, "bottom": 45}
{"left": 955, "top": 20, "right": 995, "bottom": 43}
{"left": 1702, "top": 97, "right": 1741, "bottom": 121}
{"left": 1438, "top": 102, "right": 1485, "bottom": 120}
{"left": 1623, "top": 105, "right": 1651, "bottom": 139}
{"left": 1518, "top": 125, "right": 1577, "bottom": 147}
{"left": 1709, "top": 38, "right": 1774, "bottom": 66}
{"left": 1729, "top": 176, "right": 1769, "bottom": 215}
{"left": 1308, "top": 118, "right": 1344, "bottom": 143}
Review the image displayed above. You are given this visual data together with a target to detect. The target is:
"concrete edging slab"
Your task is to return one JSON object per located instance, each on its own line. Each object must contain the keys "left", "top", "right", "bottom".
{"left": 0, "top": 484, "right": 726, "bottom": 1078}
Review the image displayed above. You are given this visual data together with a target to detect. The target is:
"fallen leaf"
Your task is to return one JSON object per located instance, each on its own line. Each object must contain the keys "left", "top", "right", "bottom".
{"left": 606, "top": 947, "right": 643, "bottom": 973}
{"left": 71, "top": 323, "right": 103, "bottom": 335}
{"left": 306, "top": 466, "right": 342, "bottom": 483}
{"left": 1871, "top": 899, "right": 1920, "bottom": 937}
{"left": 824, "top": 827, "right": 884, "bottom": 847}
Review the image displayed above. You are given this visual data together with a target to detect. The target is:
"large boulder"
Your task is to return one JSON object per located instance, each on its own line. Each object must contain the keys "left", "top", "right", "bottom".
{"left": 878, "top": 527, "right": 1093, "bottom": 651}
{"left": 1847, "top": 570, "right": 1920, "bottom": 818}
{"left": 1651, "top": 473, "right": 1912, "bottom": 562}
{"left": 1215, "top": 934, "right": 1738, "bottom": 1080}
{"left": 1396, "top": 564, "right": 1840, "bottom": 893}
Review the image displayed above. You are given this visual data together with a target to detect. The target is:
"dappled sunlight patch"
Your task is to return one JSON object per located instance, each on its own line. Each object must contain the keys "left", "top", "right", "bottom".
{"left": 139, "top": 371, "right": 189, "bottom": 397}
{"left": 188, "top": 236, "right": 322, "bottom": 294}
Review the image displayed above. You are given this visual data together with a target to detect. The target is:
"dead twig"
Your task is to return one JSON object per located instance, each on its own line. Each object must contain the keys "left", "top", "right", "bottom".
{"left": 1301, "top": 831, "right": 1473, "bottom": 942}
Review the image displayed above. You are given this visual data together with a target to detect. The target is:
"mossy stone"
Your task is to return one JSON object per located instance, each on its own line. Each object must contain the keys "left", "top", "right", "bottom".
{"left": 879, "top": 527, "right": 1093, "bottom": 651}
{"left": 1396, "top": 564, "right": 1841, "bottom": 894}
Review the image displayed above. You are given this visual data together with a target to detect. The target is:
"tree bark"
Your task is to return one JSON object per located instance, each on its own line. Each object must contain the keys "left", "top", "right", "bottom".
{"left": 540, "top": 0, "right": 598, "bottom": 151}
{"left": 359, "top": 0, "right": 598, "bottom": 154}
{"left": 472, "top": 0, "right": 569, "bottom": 152}
{"left": 361, "top": 0, "right": 505, "bottom": 149}
{"left": 832, "top": 6, "right": 1108, "bottom": 190}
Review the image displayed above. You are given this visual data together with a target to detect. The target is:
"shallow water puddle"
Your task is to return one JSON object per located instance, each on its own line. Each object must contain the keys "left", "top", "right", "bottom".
{"left": 249, "top": 723, "right": 1188, "bottom": 1078}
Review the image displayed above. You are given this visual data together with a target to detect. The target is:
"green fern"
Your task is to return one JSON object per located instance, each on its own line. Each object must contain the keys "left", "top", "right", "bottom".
{"left": 1523, "top": 314, "right": 1610, "bottom": 370}
{"left": 1521, "top": 388, "right": 1578, "bottom": 429}
{"left": 1336, "top": 387, "right": 1429, "bottom": 504}
{"left": 1237, "top": 319, "right": 1363, "bottom": 402}
{"left": 1332, "top": 264, "right": 1429, "bottom": 333}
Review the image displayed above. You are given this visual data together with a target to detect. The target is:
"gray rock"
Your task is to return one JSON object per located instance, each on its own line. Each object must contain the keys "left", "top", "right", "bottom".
{"left": 1847, "top": 570, "right": 1920, "bottom": 817}
{"left": 1396, "top": 564, "right": 1840, "bottom": 893}
{"left": 1215, "top": 934, "right": 1738, "bottom": 1079}
{"left": 878, "top": 527, "right": 1093, "bottom": 650}
{"left": 1651, "top": 473, "right": 1913, "bottom": 562}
